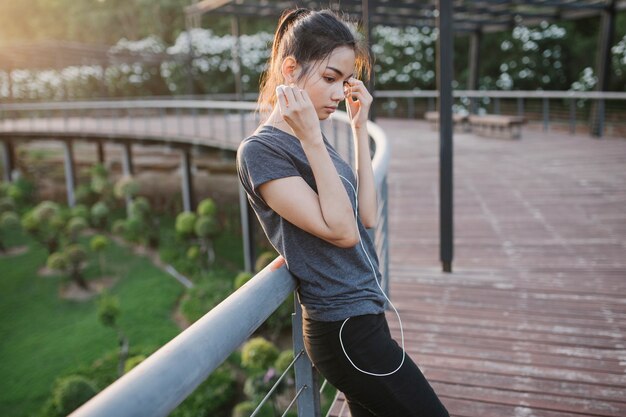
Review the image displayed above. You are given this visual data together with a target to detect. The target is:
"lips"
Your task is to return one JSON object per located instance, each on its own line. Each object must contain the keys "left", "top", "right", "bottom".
{"left": 324, "top": 106, "right": 337, "bottom": 112}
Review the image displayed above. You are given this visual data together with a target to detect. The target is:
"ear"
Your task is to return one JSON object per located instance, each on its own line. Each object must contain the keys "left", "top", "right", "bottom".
{"left": 281, "top": 56, "right": 299, "bottom": 83}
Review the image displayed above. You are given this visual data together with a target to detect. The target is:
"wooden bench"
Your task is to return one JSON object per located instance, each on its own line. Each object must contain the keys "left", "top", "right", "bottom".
{"left": 424, "top": 111, "right": 470, "bottom": 132}
{"left": 468, "top": 114, "right": 526, "bottom": 139}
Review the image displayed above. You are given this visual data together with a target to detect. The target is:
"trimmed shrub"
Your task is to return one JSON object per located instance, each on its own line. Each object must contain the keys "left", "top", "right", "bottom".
{"left": 241, "top": 337, "right": 279, "bottom": 373}
{"left": 51, "top": 375, "right": 98, "bottom": 416}
{"left": 255, "top": 251, "right": 277, "bottom": 273}
{"left": 169, "top": 364, "right": 237, "bottom": 417}
{"left": 233, "top": 271, "right": 253, "bottom": 290}
{"left": 232, "top": 401, "right": 273, "bottom": 417}
{"left": 175, "top": 212, "right": 197, "bottom": 237}
{"left": 123, "top": 355, "right": 146, "bottom": 373}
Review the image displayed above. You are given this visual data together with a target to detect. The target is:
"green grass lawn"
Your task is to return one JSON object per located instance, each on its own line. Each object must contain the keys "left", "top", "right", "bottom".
{"left": 0, "top": 231, "right": 186, "bottom": 417}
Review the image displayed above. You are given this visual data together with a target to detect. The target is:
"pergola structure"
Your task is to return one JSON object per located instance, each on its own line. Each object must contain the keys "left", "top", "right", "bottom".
{"left": 185, "top": 0, "right": 625, "bottom": 272}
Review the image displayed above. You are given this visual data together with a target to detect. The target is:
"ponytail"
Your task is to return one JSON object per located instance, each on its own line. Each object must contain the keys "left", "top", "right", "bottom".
{"left": 256, "top": 8, "right": 371, "bottom": 121}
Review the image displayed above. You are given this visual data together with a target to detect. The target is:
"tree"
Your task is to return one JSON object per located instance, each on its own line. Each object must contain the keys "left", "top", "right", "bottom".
{"left": 97, "top": 291, "right": 129, "bottom": 377}
{"left": 21, "top": 201, "right": 65, "bottom": 254}
{"left": 47, "top": 244, "right": 89, "bottom": 290}
{"left": 175, "top": 198, "right": 222, "bottom": 268}
{"left": 90, "top": 235, "right": 110, "bottom": 278}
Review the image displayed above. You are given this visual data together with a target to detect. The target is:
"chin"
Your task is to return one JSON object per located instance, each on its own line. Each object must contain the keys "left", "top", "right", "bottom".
{"left": 318, "top": 112, "right": 330, "bottom": 121}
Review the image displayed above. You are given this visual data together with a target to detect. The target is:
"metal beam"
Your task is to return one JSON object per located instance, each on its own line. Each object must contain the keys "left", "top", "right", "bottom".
{"left": 1, "top": 140, "right": 16, "bottom": 182}
{"left": 63, "top": 141, "right": 76, "bottom": 207}
{"left": 437, "top": 0, "right": 455, "bottom": 273}
{"left": 181, "top": 149, "right": 195, "bottom": 212}
{"left": 591, "top": 0, "right": 616, "bottom": 137}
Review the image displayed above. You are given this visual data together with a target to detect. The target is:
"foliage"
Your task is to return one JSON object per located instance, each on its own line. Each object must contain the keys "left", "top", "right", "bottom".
{"left": 123, "top": 354, "right": 146, "bottom": 373}
{"left": 169, "top": 364, "right": 237, "bottom": 417}
{"left": 240, "top": 337, "right": 279, "bottom": 374}
{"left": 254, "top": 250, "right": 277, "bottom": 272}
{"left": 175, "top": 198, "right": 222, "bottom": 268}
{"left": 179, "top": 278, "right": 230, "bottom": 324}
{"left": 232, "top": 401, "right": 273, "bottom": 417}
{"left": 175, "top": 212, "right": 197, "bottom": 237}
{"left": 274, "top": 350, "right": 294, "bottom": 374}
{"left": 97, "top": 291, "right": 120, "bottom": 329}
{"left": 22, "top": 201, "right": 65, "bottom": 254}
{"left": 113, "top": 176, "right": 140, "bottom": 200}
{"left": 65, "top": 217, "right": 88, "bottom": 243}
{"left": 47, "top": 375, "right": 98, "bottom": 417}
{"left": 0, "top": 210, "right": 21, "bottom": 252}
{"left": 90, "top": 202, "right": 110, "bottom": 230}
{"left": 90, "top": 235, "right": 110, "bottom": 252}
{"left": 69, "top": 204, "right": 90, "bottom": 221}
{"left": 233, "top": 271, "right": 253, "bottom": 290}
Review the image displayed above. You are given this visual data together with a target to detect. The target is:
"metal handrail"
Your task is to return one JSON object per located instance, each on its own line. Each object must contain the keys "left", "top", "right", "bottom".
{"left": 64, "top": 105, "right": 391, "bottom": 416}
{"left": 375, "top": 89, "right": 626, "bottom": 100}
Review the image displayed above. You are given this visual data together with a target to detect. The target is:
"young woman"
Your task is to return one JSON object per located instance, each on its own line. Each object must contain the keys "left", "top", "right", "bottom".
{"left": 237, "top": 8, "right": 449, "bottom": 417}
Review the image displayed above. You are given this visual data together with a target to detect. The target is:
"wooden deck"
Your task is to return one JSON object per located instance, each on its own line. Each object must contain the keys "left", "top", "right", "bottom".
{"left": 329, "top": 120, "right": 626, "bottom": 417}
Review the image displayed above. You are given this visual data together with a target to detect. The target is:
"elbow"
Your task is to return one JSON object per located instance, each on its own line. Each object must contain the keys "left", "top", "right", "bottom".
{"left": 334, "top": 226, "right": 360, "bottom": 248}
{"left": 362, "top": 218, "right": 377, "bottom": 229}
{"left": 335, "top": 236, "right": 359, "bottom": 249}
{"left": 361, "top": 214, "right": 377, "bottom": 229}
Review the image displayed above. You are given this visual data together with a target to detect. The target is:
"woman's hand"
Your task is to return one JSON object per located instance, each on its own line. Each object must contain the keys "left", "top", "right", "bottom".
{"left": 276, "top": 84, "right": 323, "bottom": 146}
{"left": 344, "top": 77, "right": 373, "bottom": 129}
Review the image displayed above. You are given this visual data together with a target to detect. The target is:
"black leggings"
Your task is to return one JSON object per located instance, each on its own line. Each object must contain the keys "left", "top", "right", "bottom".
{"left": 303, "top": 313, "right": 449, "bottom": 417}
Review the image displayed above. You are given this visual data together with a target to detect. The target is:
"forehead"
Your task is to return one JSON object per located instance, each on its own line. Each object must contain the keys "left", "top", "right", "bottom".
{"left": 321, "top": 46, "right": 355, "bottom": 74}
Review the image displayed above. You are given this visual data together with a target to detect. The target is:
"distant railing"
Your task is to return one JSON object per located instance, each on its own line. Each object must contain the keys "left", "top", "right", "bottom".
{"left": 23, "top": 101, "right": 392, "bottom": 416}
{"left": 375, "top": 89, "right": 626, "bottom": 137}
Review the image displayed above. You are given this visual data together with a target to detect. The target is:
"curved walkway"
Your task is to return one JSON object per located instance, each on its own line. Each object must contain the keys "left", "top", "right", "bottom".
{"left": 330, "top": 120, "right": 626, "bottom": 416}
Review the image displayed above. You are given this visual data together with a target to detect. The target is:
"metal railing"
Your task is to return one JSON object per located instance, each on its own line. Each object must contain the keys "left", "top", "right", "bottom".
{"left": 8, "top": 100, "right": 392, "bottom": 416}
{"left": 376, "top": 89, "right": 626, "bottom": 137}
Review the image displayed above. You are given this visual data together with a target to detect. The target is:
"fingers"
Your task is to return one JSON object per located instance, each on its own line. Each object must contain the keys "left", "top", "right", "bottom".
{"left": 344, "top": 78, "right": 372, "bottom": 106}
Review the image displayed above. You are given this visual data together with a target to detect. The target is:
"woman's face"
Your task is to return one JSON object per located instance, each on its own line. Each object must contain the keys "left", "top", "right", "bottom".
{"left": 292, "top": 46, "right": 356, "bottom": 120}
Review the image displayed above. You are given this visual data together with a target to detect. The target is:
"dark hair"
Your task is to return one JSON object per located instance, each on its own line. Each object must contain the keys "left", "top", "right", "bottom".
{"left": 257, "top": 8, "right": 371, "bottom": 116}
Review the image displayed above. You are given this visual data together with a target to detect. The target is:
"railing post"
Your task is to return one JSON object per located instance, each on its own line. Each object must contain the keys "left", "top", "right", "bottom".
{"left": 1, "top": 139, "right": 16, "bottom": 182}
{"left": 63, "top": 140, "right": 76, "bottom": 207}
{"left": 542, "top": 97, "right": 549, "bottom": 132}
{"left": 292, "top": 293, "right": 321, "bottom": 417}
{"left": 121, "top": 142, "right": 134, "bottom": 215}
{"left": 569, "top": 98, "right": 576, "bottom": 134}
{"left": 181, "top": 148, "right": 195, "bottom": 212}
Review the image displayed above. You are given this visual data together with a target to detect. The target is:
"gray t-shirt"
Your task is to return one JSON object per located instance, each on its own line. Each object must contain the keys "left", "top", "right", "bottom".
{"left": 236, "top": 124, "right": 386, "bottom": 322}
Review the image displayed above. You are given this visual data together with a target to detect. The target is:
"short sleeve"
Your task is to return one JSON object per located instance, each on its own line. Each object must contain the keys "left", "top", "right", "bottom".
{"left": 236, "top": 138, "right": 301, "bottom": 205}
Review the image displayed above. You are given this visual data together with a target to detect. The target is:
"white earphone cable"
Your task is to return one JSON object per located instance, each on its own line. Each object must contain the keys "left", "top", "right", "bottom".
{"left": 337, "top": 174, "right": 405, "bottom": 377}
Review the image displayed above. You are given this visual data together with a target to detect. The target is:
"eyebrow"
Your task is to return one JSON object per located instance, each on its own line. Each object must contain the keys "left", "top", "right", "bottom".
{"left": 326, "top": 66, "right": 353, "bottom": 79}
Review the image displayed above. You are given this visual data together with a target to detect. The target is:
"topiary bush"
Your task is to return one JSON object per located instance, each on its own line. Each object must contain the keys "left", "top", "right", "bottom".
{"left": 241, "top": 337, "right": 279, "bottom": 374}
{"left": 169, "top": 364, "right": 237, "bottom": 417}
{"left": 50, "top": 375, "right": 98, "bottom": 416}
{"left": 233, "top": 271, "right": 253, "bottom": 290}
{"left": 231, "top": 401, "right": 273, "bottom": 417}
{"left": 180, "top": 279, "right": 230, "bottom": 324}
{"left": 254, "top": 250, "right": 278, "bottom": 273}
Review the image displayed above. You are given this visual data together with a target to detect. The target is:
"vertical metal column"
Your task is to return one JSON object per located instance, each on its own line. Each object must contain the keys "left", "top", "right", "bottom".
{"left": 63, "top": 141, "right": 76, "bottom": 207}
{"left": 292, "top": 294, "right": 321, "bottom": 417}
{"left": 591, "top": 0, "right": 615, "bottom": 137}
{"left": 185, "top": 15, "right": 196, "bottom": 96}
{"left": 97, "top": 142, "right": 105, "bottom": 164}
{"left": 231, "top": 7, "right": 244, "bottom": 101}
{"left": 180, "top": 148, "right": 195, "bottom": 212}
{"left": 238, "top": 185, "right": 256, "bottom": 273}
{"left": 437, "top": 0, "right": 454, "bottom": 273}
{"left": 361, "top": 0, "right": 376, "bottom": 121}
{"left": 1, "top": 140, "right": 16, "bottom": 182}
{"left": 468, "top": 29, "right": 481, "bottom": 114}
{"left": 121, "top": 143, "right": 134, "bottom": 214}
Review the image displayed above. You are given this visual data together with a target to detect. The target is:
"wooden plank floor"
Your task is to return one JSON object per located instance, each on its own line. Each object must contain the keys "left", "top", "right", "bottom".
{"left": 329, "top": 120, "right": 626, "bottom": 417}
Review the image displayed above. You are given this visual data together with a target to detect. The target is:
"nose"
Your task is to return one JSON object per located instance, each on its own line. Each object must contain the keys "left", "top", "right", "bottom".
{"left": 330, "top": 83, "right": 345, "bottom": 102}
